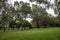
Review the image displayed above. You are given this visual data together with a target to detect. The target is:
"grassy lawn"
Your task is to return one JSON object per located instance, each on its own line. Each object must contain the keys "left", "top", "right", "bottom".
{"left": 0, "top": 27, "right": 60, "bottom": 40}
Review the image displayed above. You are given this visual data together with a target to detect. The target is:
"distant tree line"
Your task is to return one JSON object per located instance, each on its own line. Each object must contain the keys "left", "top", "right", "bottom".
{"left": 0, "top": 0, "right": 60, "bottom": 32}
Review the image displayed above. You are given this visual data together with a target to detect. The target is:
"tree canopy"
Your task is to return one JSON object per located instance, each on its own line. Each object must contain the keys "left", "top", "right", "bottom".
{"left": 0, "top": 0, "right": 60, "bottom": 31}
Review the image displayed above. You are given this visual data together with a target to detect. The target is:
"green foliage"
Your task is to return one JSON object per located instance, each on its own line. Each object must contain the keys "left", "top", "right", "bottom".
{"left": 54, "top": 0, "right": 60, "bottom": 15}
{"left": 31, "top": 4, "right": 48, "bottom": 28}
{"left": 14, "top": 1, "right": 19, "bottom": 6}
{"left": 30, "top": 0, "right": 48, "bottom": 4}
{"left": 0, "top": 0, "right": 60, "bottom": 30}
{"left": 20, "top": 2, "right": 32, "bottom": 17}
{"left": 21, "top": 4, "right": 31, "bottom": 14}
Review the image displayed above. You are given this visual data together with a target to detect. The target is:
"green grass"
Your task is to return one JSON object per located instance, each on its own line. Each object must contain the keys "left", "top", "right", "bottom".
{"left": 0, "top": 27, "right": 60, "bottom": 40}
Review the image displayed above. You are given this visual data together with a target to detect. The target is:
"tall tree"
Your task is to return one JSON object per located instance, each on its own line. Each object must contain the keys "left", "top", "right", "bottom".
{"left": 54, "top": 0, "right": 60, "bottom": 27}
{"left": 31, "top": 4, "right": 48, "bottom": 28}
{"left": 20, "top": 1, "right": 31, "bottom": 18}
{"left": 0, "top": 0, "right": 9, "bottom": 32}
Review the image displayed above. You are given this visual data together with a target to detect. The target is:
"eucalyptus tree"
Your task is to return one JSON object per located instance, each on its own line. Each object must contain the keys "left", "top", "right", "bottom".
{"left": 30, "top": 0, "right": 53, "bottom": 9}
{"left": 54, "top": 0, "right": 60, "bottom": 27}
{"left": 19, "top": 1, "right": 32, "bottom": 29}
{"left": 0, "top": 0, "right": 9, "bottom": 31}
{"left": 0, "top": 0, "right": 16, "bottom": 30}
{"left": 20, "top": 1, "right": 32, "bottom": 19}
{"left": 31, "top": 4, "right": 48, "bottom": 28}
{"left": 30, "top": 0, "right": 58, "bottom": 28}
{"left": 14, "top": 1, "right": 31, "bottom": 20}
{"left": 14, "top": 1, "right": 32, "bottom": 29}
{"left": 54, "top": 0, "right": 60, "bottom": 15}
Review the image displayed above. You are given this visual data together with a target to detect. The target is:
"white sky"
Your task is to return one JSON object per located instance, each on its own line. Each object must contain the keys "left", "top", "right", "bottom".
{"left": 8, "top": 0, "right": 57, "bottom": 22}
{"left": 26, "top": 18, "right": 32, "bottom": 22}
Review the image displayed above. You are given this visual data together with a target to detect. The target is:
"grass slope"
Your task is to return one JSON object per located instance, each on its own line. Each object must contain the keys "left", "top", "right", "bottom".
{"left": 0, "top": 27, "right": 60, "bottom": 40}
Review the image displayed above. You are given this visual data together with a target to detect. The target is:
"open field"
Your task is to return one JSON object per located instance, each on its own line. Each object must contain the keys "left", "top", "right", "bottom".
{"left": 0, "top": 27, "right": 60, "bottom": 40}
